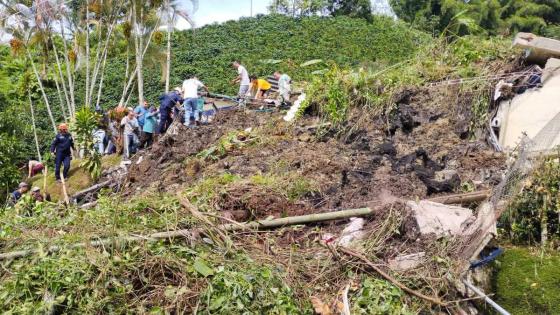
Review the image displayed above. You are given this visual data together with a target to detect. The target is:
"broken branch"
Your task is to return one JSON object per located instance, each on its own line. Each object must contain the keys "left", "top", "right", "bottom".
{"left": 336, "top": 246, "right": 445, "bottom": 306}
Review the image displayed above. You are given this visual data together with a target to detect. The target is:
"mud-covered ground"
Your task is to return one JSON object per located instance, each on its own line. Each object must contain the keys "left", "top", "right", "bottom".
{"left": 127, "top": 84, "right": 505, "bottom": 220}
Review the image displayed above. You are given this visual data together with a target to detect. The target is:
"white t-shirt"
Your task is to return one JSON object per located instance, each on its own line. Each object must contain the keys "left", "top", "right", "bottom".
{"left": 238, "top": 65, "right": 250, "bottom": 86}
{"left": 182, "top": 78, "right": 204, "bottom": 99}
{"left": 121, "top": 116, "right": 139, "bottom": 136}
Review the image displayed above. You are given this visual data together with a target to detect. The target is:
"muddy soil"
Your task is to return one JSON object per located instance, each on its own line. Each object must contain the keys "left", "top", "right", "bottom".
{"left": 126, "top": 83, "right": 505, "bottom": 221}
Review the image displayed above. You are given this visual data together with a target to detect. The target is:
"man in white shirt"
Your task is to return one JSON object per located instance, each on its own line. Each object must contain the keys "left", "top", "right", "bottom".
{"left": 274, "top": 71, "right": 292, "bottom": 104}
{"left": 231, "top": 61, "right": 250, "bottom": 99}
{"left": 182, "top": 75, "right": 208, "bottom": 127}
{"left": 121, "top": 109, "right": 139, "bottom": 158}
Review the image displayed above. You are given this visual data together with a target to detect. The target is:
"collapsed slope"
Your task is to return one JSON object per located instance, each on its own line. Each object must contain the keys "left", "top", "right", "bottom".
{"left": 128, "top": 85, "right": 505, "bottom": 219}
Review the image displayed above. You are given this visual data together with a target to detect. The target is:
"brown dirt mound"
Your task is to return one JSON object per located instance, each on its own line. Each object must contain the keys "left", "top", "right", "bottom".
{"left": 126, "top": 84, "right": 505, "bottom": 220}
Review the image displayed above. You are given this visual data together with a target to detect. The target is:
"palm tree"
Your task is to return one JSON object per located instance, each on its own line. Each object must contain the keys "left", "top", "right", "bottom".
{"left": 162, "top": 0, "right": 197, "bottom": 93}
{"left": 1, "top": 2, "right": 58, "bottom": 133}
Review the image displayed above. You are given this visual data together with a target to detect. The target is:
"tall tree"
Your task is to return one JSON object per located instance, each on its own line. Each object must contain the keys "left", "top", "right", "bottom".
{"left": 389, "top": 0, "right": 560, "bottom": 35}
{"left": 162, "top": 0, "right": 197, "bottom": 93}
{"left": 326, "top": 0, "right": 372, "bottom": 21}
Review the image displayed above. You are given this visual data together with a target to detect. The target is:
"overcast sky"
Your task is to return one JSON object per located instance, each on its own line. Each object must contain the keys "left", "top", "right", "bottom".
{"left": 176, "top": 0, "right": 393, "bottom": 30}
{"left": 176, "top": 0, "right": 270, "bottom": 29}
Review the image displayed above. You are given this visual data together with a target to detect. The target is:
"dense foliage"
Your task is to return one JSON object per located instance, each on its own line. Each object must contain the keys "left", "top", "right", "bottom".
{"left": 390, "top": 0, "right": 560, "bottom": 37}
{"left": 100, "top": 14, "right": 427, "bottom": 106}
{"left": 501, "top": 158, "right": 560, "bottom": 246}
{"left": 269, "top": 0, "right": 374, "bottom": 21}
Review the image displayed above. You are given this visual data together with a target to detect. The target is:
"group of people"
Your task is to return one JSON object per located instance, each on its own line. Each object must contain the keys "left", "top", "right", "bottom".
{"left": 8, "top": 61, "right": 293, "bottom": 206}
{"left": 9, "top": 182, "right": 51, "bottom": 206}
{"left": 231, "top": 61, "right": 292, "bottom": 103}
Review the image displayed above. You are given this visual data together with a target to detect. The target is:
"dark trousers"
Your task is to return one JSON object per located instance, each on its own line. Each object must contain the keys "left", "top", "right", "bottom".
{"left": 158, "top": 114, "right": 172, "bottom": 134}
{"left": 143, "top": 132, "right": 154, "bottom": 148}
{"left": 55, "top": 154, "right": 71, "bottom": 180}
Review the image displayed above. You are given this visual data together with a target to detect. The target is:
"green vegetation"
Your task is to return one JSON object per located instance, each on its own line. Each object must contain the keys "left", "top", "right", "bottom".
{"left": 502, "top": 157, "right": 560, "bottom": 246}
{"left": 300, "top": 35, "right": 510, "bottom": 133}
{"left": 112, "top": 14, "right": 429, "bottom": 102}
{"left": 390, "top": 0, "right": 560, "bottom": 37}
{"left": 27, "top": 155, "right": 121, "bottom": 202}
{"left": 493, "top": 247, "right": 560, "bottom": 315}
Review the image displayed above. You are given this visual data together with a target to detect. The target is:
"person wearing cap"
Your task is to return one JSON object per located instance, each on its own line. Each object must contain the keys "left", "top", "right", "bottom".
{"left": 182, "top": 75, "right": 208, "bottom": 127}
{"left": 158, "top": 88, "right": 183, "bottom": 134}
{"left": 50, "top": 123, "right": 75, "bottom": 182}
{"left": 10, "top": 182, "right": 29, "bottom": 205}
{"left": 30, "top": 186, "right": 51, "bottom": 202}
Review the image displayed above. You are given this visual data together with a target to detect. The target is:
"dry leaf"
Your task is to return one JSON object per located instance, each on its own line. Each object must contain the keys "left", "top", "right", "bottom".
{"left": 310, "top": 296, "right": 332, "bottom": 315}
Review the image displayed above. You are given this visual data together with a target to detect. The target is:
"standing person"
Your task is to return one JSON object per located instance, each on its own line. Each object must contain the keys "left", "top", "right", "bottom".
{"left": 10, "top": 182, "right": 29, "bottom": 205}
{"left": 134, "top": 100, "right": 149, "bottom": 145}
{"left": 182, "top": 75, "right": 209, "bottom": 127}
{"left": 121, "top": 109, "right": 139, "bottom": 159}
{"left": 231, "top": 61, "right": 250, "bottom": 99}
{"left": 93, "top": 127, "right": 106, "bottom": 154}
{"left": 158, "top": 88, "right": 183, "bottom": 134}
{"left": 50, "top": 123, "right": 75, "bottom": 183}
{"left": 27, "top": 160, "right": 44, "bottom": 178}
{"left": 250, "top": 75, "right": 272, "bottom": 99}
{"left": 274, "top": 71, "right": 292, "bottom": 104}
{"left": 142, "top": 106, "right": 158, "bottom": 148}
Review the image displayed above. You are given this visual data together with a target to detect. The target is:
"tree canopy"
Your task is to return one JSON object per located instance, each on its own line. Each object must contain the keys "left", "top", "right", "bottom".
{"left": 389, "top": 0, "right": 560, "bottom": 37}
{"left": 268, "top": 0, "right": 373, "bottom": 21}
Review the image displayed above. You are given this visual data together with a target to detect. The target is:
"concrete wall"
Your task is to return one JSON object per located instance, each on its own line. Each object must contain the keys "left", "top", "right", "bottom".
{"left": 496, "top": 74, "right": 560, "bottom": 151}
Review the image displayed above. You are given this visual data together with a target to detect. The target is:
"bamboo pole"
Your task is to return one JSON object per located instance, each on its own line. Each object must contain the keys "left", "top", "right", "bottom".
{"left": 0, "top": 207, "right": 373, "bottom": 261}
{"left": 428, "top": 190, "right": 491, "bottom": 205}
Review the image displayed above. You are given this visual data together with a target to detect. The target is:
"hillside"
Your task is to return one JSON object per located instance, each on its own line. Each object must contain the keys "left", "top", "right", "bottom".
{"left": 2, "top": 7, "right": 559, "bottom": 313}
{"left": 98, "top": 14, "right": 429, "bottom": 106}
{"left": 1, "top": 29, "right": 526, "bottom": 312}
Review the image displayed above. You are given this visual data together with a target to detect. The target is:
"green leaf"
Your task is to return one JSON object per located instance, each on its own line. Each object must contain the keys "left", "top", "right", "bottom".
{"left": 260, "top": 59, "right": 282, "bottom": 64}
{"left": 193, "top": 257, "right": 214, "bottom": 277}
{"left": 300, "top": 59, "right": 324, "bottom": 67}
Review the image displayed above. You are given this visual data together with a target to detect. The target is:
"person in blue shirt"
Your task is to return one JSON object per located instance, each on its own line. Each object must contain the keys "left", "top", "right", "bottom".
{"left": 50, "top": 123, "right": 75, "bottom": 182}
{"left": 142, "top": 106, "right": 159, "bottom": 148}
{"left": 134, "top": 100, "right": 149, "bottom": 147}
{"left": 158, "top": 88, "right": 183, "bottom": 134}
{"left": 10, "top": 182, "right": 29, "bottom": 205}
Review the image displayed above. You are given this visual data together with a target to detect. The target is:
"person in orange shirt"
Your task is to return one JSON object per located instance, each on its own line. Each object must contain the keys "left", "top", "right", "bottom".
{"left": 250, "top": 75, "right": 272, "bottom": 99}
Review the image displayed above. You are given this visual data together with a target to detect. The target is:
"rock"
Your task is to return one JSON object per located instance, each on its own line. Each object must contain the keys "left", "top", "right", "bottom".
{"left": 388, "top": 252, "right": 426, "bottom": 271}
{"left": 406, "top": 200, "right": 474, "bottom": 237}
{"left": 337, "top": 217, "right": 366, "bottom": 247}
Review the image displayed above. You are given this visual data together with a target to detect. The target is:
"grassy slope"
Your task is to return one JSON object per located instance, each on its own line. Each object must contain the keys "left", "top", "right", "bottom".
{"left": 493, "top": 247, "right": 560, "bottom": 314}
{"left": 28, "top": 155, "right": 122, "bottom": 201}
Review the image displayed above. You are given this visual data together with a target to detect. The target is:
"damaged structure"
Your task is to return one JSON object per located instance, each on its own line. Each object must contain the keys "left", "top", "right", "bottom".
{"left": 492, "top": 33, "right": 560, "bottom": 152}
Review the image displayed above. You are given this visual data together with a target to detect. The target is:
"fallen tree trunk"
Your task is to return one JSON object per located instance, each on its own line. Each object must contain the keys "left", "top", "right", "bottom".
{"left": 428, "top": 190, "right": 491, "bottom": 205}
{"left": 71, "top": 180, "right": 112, "bottom": 201}
{"left": 0, "top": 207, "right": 374, "bottom": 261}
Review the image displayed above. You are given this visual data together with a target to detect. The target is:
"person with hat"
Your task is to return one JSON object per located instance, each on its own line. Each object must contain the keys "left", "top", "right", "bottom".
{"left": 10, "top": 182, "right": 29, "bottom": 205}
{"left": 30, "top": 186, "right": 51, "bottom": 202}
{"left": 50, "top": 123, "right": 75, "bottom": 182}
